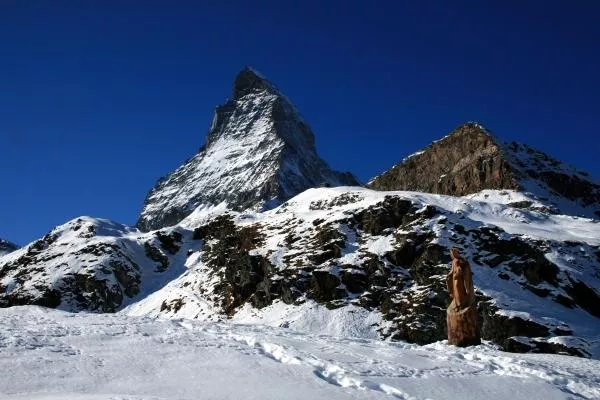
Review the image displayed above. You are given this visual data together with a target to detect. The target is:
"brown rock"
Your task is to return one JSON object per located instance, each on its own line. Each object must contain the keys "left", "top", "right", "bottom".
{"left": 368, "top": 123, "right": 519, "bottom": 196}
{"left": 367, "top": 122, "right": 600, "bottom": 218}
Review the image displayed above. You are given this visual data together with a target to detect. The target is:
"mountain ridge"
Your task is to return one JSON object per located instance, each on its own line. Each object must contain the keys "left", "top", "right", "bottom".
{"left": 367, "top": 122, "right": 600, "bottom": 218}
{"left": 1, "top": 70, "right": 599, "bottom": 360}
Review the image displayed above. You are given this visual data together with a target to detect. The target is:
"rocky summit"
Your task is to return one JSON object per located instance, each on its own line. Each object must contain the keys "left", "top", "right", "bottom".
{"left": 136, "top": 67, "right": 357, "bottom": 232}
{"left": 368, "top": 122, "right": 600, "bottom": 218}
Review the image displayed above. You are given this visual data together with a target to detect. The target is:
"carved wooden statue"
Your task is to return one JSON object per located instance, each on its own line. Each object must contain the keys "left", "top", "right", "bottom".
{"left": 446, "top": 248, "right": 480, "bottom": 346}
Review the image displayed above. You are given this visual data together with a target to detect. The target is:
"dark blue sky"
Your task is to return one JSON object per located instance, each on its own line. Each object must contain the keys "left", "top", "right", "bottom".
{"left": 1, "top": 1, "right": 599, "bottom": 245}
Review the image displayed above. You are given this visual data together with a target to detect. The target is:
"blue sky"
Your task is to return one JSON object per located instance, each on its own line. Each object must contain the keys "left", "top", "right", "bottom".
{"left": 1, "top": 1, "right": 599, "bottom": 245}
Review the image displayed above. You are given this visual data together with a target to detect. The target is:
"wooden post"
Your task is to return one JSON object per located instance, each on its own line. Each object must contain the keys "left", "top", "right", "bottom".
{"left": 447, "top": 300, "right": 480, "bottom": 346}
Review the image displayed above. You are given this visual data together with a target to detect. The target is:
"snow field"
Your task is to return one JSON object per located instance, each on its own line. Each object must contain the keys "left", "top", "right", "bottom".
{"left": 1, "top": 307, "right": 599, "bottom": 400}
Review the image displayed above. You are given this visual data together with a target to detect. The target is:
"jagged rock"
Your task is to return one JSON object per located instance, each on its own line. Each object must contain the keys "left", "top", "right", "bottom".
{"left": 368, "top": 123, "right": 519, "bottom": 195}
{"left": 564, "top": 277, "right": 600, "bottom": 317}
{"left": 355, "top": 196, "right": 415, "bottom": 235}
{"left": 137, "top": 67, "right": 358, "bottom": 231}
{"left": 340, "top": 269, "right": 369, "bottom": 293}
{"left": 504, "top": 336, "right": 589, "bottom": 358}
{"left": 155, "top": 231, "right": 183, "bottom": 255}
{"left": 382, "top": 281, "right": 448, "bottom": 345}
{"left": 368, "top": 122, "right": 600, "bottom": 218}
{"left": 479, "top": 301, "right": 550, "bottom": 344}
{"left": 144, "top": 242, "right": 169, "bottom": 272}
{"left": 193, "top": 215, "right": 275, "bottom": 313}
{"left": 308, "top": 226, "right": 345, "bottom": 265}
{"left": 410, "top": 243, "right": 450, "bottom": 285}
{"left": 310, "top": 270, "right": 344, "bottom": 302}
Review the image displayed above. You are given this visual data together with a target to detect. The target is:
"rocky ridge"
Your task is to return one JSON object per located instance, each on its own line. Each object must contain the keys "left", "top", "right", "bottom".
{"left": 126, "top": 187, "right": 600, "bottom": 358}
{"left": 137, "top": 67, "right": 357, "bottom": 232}
{"left": 368, "top": 122, "right": 600, "bottom": 219}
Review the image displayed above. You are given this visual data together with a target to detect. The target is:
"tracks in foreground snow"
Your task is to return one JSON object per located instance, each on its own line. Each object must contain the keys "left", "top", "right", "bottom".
{"left": 0, "top": 307, "right": 599, "bottom": 400}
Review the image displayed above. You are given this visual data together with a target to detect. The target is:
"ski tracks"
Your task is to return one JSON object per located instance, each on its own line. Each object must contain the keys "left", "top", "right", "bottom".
{"left": 223, "top": 330, "right": 419, "bottom": 399}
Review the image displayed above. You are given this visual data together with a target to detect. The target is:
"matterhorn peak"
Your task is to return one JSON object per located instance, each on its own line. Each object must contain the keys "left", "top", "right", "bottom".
{"left": 137, "top": 68, "right": 358, "bottom": 231}
{"left": 232, "top": 66, "right": 280, "bottom": 100}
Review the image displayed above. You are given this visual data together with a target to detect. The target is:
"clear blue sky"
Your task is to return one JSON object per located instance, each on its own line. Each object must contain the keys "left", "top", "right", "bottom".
{"left": 1, "top": 1, "right": 599, "bottom": 245}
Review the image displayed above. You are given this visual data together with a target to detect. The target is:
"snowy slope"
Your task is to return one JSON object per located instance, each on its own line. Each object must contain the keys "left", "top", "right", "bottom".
{"left": 137, "top": 67, "right": 357, "bottom": 231}
{"left": 501, "top": 140, "right": 600, "bottom": 218}
{"left": 126, "top": 187, "right": 600, "bottom": 358}
{"left": 0, "top": 217, "right": 195, "bottom": 311}
{"left": 1, "top": 306, "right": 599, "bottom": 400}
{"left": 3, "top": 187, "right": 600, "bottom": 358}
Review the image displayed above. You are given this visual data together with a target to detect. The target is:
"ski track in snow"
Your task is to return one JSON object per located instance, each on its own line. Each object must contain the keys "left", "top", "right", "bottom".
{"left": 1, "top": 307, "right": 599, "bottom": 400}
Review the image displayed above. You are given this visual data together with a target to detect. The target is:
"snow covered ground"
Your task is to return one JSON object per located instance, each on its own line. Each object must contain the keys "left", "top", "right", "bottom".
{"left": 1, "top": 307, "right": 599, "bottom": 400}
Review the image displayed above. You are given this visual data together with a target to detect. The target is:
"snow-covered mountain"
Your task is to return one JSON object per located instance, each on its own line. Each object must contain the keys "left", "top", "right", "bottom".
{"left": 126, "top": 187, "right": 600, "bottom": 358}
{"left": 368, "top": 122, "right": 600, "bottom": 219}
{"left": 137, "top": 67, "right": 357, "bottom": 232}
{"left": 0, "top": 239, "right": 18, "bottom": 257}
{"left": 1, "top": 70, "right": 599, "bottom": 361}
{"left": 3, "top": 187, "right": 599, "bottom": 358}
{"left": 0, "top": 217, "right": 192, "bottom": 311}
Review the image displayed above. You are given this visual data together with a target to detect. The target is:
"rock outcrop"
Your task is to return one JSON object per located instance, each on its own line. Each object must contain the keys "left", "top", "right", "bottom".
{"left": 137, "top": 67, "right": 357, "bottom": 231}
{"left": 368, "top": 122, "right": 600, "bottom": 218}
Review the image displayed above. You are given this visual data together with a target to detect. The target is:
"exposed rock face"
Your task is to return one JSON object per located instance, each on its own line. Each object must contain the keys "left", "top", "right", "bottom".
{"left": 0, "top": 239, "right": 18, "bottom": 257}
{"left": 369, "top": 123, "right": 519, "bottom": 195}
{"left": 137, "top": 67, "right": 357, "bottom": 231}
{"left": 368, "top": 122, "right": 600, "bottom": 218}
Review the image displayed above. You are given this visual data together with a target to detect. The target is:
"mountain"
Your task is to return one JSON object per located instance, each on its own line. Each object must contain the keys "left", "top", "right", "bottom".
{"left": 1, "top": 74, "right": 600, "bottom": 360}
{"left": 368, "top": 122, "right": 600, "bottom": 218}
{"left": 3, "top": 184, "right": 600, "bottom": 358}
{"left": 0, "top": 239, "right": 18, "bottom": 257}
{"left": 125, "top": 187, "right": 600, "bottom": 358}
{"left": 137, "top": 67, "right": 358, "bottom": 232}
{"left": 0, "top": 217, "right": 192, "bottom": 311}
